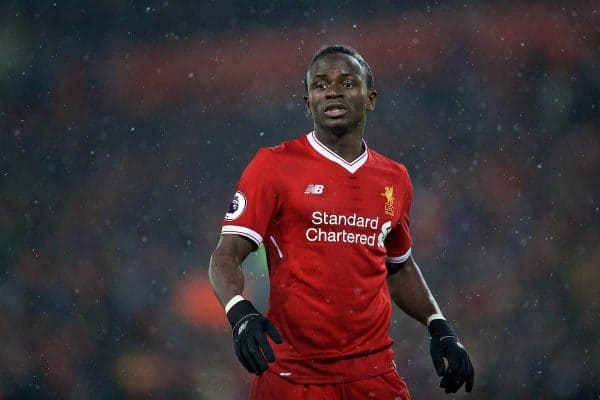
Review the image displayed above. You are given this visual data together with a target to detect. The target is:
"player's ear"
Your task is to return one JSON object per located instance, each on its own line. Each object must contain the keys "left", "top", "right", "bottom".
{"left": 366, "top": 89, "right": 377, "bottom": 111}
{"left": 304, "top": 95, "right": 312, "bottom": 117}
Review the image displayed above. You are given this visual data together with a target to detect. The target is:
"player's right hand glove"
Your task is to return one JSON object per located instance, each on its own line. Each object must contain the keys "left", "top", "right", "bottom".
{"left": 227, "top": 299, "right": 282, "bottom": 375}
{"left": 429, "top": 319, "right": 475, "bottom": 393}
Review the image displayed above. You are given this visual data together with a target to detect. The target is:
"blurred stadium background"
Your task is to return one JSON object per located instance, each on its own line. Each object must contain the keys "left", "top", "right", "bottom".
{"left": 0, "top": 1, "right": 598, "bottom": 399}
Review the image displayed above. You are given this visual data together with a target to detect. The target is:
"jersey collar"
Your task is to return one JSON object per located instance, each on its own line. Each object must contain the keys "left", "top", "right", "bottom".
{"left": 306, "top": 131, "right": 369, "bottom": 174}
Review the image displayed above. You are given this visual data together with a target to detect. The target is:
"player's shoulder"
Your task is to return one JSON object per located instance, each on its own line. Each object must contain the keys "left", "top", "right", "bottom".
{"left": 368, "top": 147, "right": 411, "bottom": 178}
{"left": 253, "top": 134, "right": 307, "bottom": 160}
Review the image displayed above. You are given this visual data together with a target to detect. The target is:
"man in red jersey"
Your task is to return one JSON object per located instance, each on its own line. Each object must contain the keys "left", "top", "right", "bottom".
{"left": 209, "top": 45, "right": 474, "bottom": 399}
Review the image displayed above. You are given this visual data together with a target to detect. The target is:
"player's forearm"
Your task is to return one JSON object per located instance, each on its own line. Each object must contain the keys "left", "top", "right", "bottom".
{"left": 208, "top": 247, "right": 246, "bottom": 308}
{"left": 387, "top": 255, "right": 442, "bottom": 326}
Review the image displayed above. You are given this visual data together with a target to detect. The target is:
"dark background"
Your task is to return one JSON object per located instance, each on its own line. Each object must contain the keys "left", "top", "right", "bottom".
{"left": 1, "top": 1, "right": 598, "bottom": 399}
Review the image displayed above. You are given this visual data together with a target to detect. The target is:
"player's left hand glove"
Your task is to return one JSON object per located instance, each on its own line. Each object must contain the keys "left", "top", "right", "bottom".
{"left": 429, "top": 319, "right": 474, "bottom": 393}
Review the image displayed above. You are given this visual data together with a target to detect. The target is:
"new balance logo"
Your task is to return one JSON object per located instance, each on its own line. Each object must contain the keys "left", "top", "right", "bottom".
{"left": 304, "top": 184, "right": 325, "bottom": 194}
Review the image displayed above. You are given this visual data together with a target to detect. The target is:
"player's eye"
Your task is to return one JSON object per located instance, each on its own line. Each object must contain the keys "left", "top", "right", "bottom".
{"left": 343, "top": 80, "right": 354, "bottom": 88}
{"left": 314, "top": 82, "right": 328, "bottom": 90}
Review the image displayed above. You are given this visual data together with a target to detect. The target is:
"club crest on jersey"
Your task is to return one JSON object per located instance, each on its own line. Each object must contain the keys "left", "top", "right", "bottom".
{"left": 381, "top": 186, "right": 395, "bottom": 216}
{"left": 224, "top": 191, "right": 247, "bottom": 221}
{"left": 304, "top": 184, "right": 325, "bottom": 195}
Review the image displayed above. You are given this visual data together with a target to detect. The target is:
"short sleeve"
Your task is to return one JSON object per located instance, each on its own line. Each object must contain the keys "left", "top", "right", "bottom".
{"left": 221, "top": 148, "right": 279, "bottom": 247}
{"left": 384, "top": 168, "right": 413, "bottom": 263}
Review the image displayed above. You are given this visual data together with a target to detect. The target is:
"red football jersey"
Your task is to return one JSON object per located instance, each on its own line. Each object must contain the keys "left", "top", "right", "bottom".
{"left": 222, "top": 131, "right": 413, "bottom": 384}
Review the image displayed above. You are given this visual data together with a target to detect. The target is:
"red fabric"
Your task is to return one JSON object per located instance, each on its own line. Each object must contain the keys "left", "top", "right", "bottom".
{"left": 222, "top": 132, "right": 413, "bottom": 383}
{"left": 249, "top": 368, "right": 411, "bottom": 400}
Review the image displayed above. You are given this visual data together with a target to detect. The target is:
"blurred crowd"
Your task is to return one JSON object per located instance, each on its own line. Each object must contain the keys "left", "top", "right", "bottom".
{"left": 0, "top": 2, "right": 598, "bottom": 399}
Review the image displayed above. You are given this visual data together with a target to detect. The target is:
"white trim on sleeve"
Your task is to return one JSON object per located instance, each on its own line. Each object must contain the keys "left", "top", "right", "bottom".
{"left": 386, "top": 247, "right": 412, "bottom": 264}
{"left": 221, "top": 225, "right": 263, "bottom": 247}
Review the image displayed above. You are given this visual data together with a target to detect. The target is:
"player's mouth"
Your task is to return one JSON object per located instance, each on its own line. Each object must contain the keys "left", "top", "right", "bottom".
{"left": 323, "top": 103, "right": 348, "bottom": 117}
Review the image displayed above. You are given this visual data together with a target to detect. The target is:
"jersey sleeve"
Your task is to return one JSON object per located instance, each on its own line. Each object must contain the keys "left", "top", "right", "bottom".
{"left": 385, "top": 168, "right": 413, "bottom": 263}
{"left": 221, "top": 148, "right": 279, "bottom": 247}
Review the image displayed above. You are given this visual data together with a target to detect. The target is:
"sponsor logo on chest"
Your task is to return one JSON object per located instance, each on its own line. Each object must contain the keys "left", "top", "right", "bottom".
{"left": 305, "top": 210, "right": 391, "bottom": 248}
{"left": 301, "top": 183, "right": 396, "bottom": 248}
{"left": 304, "top": 184, "right": 325, "bottom": 194}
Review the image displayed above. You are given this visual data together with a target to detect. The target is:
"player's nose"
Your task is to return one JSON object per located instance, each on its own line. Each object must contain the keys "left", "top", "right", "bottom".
{"left": 325, "top": 83, "right": 343, "bottom": 98}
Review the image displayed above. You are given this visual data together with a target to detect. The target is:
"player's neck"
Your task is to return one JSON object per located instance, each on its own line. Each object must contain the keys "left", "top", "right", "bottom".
{"left": 314, "top": 127, "right": 365, "bottom": 163}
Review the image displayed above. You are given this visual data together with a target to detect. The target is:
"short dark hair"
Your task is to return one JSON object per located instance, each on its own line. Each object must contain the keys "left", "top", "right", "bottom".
{"left": 304, "top": 44, "right": 375, "bottom": 92}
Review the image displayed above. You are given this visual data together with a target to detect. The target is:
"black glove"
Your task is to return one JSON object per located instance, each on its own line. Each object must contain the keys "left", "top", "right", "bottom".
{"left": 227, "top": 300, "right": 282, "bottom": 375}
{"left": 429, "top": 319, "right": 474, "bottom": 393}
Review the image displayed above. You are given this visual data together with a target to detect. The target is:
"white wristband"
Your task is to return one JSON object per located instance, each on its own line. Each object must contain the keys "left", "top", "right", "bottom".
{"left": 225, "top": 295, "right": 245, "bottom": 314}
{"left": 427, "top": 313, "right": 446, "bottom": 327}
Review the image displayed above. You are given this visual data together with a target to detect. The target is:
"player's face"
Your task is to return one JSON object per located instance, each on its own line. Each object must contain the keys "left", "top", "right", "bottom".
{"left": 304, "top": 54, "right": 376, "bottom": 133}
